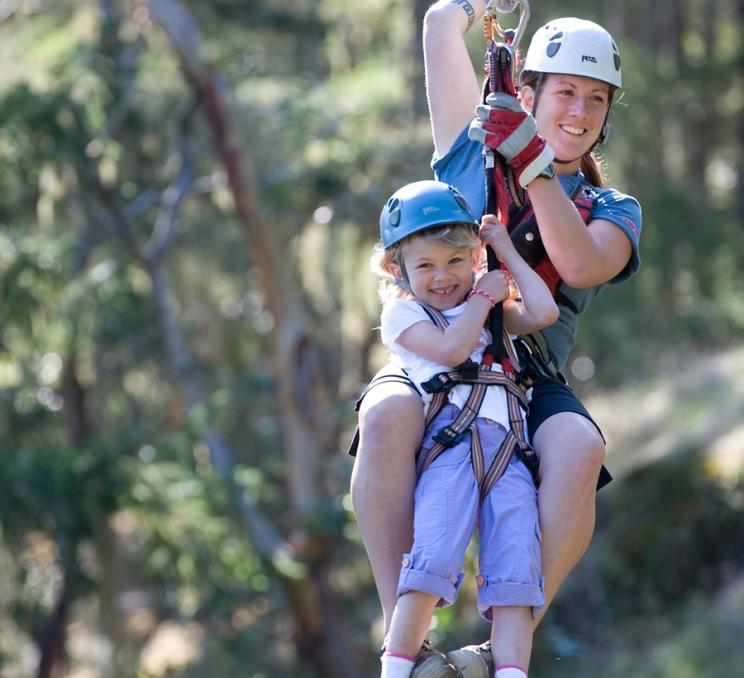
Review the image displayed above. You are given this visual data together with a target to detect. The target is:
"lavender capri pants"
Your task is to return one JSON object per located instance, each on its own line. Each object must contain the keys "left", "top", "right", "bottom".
{"left": 398, "top": 404, "right": 545, "bottom": 620}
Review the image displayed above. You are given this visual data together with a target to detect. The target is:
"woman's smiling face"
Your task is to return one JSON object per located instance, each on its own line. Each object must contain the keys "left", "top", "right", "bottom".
{"left": 521, "top": 73, "right": 611, "bottom": 171}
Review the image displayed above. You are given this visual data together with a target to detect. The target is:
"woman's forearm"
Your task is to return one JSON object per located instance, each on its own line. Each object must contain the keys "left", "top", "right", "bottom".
{"left": 527, "top": 177, "right": 631, "bottom": 287}
{"left": 424, "top": 0, "right": 484, "bottom": 157}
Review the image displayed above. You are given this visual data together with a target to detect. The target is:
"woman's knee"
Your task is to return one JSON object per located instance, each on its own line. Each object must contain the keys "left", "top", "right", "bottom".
{"left": 569, "top": 427, "right": 606, "bottom": 470}
{"left": 534, "top": 416, "right": 605, "bottom": 484}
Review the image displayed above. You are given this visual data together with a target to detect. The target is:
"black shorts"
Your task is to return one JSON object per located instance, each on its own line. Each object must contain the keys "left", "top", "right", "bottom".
{"left": 349, "top": 365, "right": 612, "bottom": 489}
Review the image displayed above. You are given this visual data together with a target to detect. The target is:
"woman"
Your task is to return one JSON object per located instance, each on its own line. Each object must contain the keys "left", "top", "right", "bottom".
{"left": 351, "top": 2, "right": 641, "bottom": 673}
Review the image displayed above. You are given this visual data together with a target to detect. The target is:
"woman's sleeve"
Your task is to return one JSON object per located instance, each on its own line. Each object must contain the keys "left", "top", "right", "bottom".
{"left": 593, "top": 189, "right": 643, "bottom": 283}
{"left": 432, "top": 126, "right": 488, "bottom": 218}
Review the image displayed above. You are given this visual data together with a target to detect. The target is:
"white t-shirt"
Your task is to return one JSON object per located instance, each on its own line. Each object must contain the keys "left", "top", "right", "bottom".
{"left": 380, "top": 298, "right": 510, "bottom": 426}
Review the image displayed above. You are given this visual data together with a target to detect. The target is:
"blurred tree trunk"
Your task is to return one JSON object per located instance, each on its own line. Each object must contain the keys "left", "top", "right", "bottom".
{"left": 411, "top": 0, "right": 429, "bottom": 118}
{"left": 682, "top": 0, "right": 711, "bottom": 205}
{"left": 34, "top": 576, "right": 70, "bottom": 678}
{"left": 133, "top": 1, "right": 364, "bottom": 674}
{"left": 735, "top": 0, "right": 744, "bottom": 225}
{"left": 30, "top": 352, "right": 95, "bottom": 678}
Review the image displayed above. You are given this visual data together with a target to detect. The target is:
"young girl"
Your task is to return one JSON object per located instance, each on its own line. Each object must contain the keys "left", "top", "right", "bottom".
{"left": 351, "top": 7, "right": 642, "bottom": 675}
{"left": 372, "top": 180, "right": 558, "bottom": 678}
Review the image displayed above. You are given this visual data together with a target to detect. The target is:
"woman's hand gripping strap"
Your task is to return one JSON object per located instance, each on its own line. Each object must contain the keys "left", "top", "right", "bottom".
{"left": 469, "top": 93, "right": 554, "bottom": 189}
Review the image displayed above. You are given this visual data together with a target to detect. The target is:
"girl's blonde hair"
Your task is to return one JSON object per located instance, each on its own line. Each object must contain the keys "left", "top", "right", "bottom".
{"left": 371, "top": 223, "right": 481, "bottom": 303}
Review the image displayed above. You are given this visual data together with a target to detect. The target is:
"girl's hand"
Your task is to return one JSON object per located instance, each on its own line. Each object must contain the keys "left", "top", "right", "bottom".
{"left": 474, "top": 269, "right": 509, "bottom": 304}
{"left": 479, "top": 215, "right": 516, "bottom": 261}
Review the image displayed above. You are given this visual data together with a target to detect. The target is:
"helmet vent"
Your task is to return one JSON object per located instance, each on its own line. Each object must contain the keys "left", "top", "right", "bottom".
{"left": 546, "top": 31, "right": 563, "bottom": 58}
{"left": 453, "top": 194, "right": 468, "bottom": 210}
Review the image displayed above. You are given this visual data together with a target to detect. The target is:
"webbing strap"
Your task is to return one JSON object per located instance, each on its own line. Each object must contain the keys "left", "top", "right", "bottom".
{"left": 422, "top": 365, "right": 528, "bottom": 406}
{"left": 354, "top": 373, "right": 418, "bottom": 412}
{"left": 478, "top": 430, "right": 516, "bottom": 502}
{"left": 506, "top": 183, "right": 595, "bottom": 300}
{"left": 416, "top": 303, "right": 538, "bottom": 493}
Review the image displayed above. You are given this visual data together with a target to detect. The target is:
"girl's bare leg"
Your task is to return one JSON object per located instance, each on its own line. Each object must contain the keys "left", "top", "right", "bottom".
{"left": 490, "top": 606, "right": 533, "bottom": 672}
{"left": 386, "top": 591, "right": 440, "bottom": 658}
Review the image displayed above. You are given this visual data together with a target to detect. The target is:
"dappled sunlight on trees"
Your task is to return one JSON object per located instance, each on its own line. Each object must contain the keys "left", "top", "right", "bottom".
{"left": 0, "top": 0, "right": 742, "bottom": 676}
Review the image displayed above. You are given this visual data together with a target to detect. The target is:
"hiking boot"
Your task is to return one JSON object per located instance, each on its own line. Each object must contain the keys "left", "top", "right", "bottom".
{"left": 410, "top": 638, "right": 457, "bottom": 678}
{"left": 447, "top": 640, "right": 492, "bottom": 678}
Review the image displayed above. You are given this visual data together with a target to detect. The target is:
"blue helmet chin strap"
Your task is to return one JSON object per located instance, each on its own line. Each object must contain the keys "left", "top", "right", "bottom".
{"left": 394, "top": 276, "right": 412, "bottom": 295}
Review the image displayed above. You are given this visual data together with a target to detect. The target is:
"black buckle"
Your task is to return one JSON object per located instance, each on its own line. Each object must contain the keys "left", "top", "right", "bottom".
{"left": 433, "top": 425, "right": 465, "bottom": 448}
{"left": 454, "top": 359, "right": 480, "bottom": 382}
{"left": 516, "top": 443, "right": 541, "bottom": 485}
{"left": 420, "top": 372, "right": 454, "bottom": 394}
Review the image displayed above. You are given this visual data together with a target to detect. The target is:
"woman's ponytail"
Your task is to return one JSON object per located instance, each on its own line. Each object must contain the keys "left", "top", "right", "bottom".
{"left": 580, "top": 152, "right": 606, "bottom": 188}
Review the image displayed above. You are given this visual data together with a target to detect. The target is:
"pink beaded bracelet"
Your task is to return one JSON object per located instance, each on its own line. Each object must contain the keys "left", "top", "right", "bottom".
{"left": 467, "top": 289, "right": 498, "bottom": 307}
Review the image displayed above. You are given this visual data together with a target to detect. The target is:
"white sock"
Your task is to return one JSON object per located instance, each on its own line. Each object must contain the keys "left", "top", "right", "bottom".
{"left": 380, "top": 652, "right": 416, "bottom": 678}
{"left": 495, "top": 666, "right": 527, "bottom": 678}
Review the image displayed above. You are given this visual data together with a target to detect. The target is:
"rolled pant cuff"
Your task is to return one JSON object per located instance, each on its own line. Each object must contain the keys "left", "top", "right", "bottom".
{"left": 477, "top": 578, "right": 545, "bottom": 617}
{"left": 398, "top": 566, "right": 461, "bottom": 608}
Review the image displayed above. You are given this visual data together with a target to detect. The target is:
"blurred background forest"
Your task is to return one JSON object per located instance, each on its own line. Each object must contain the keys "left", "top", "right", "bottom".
{"left": 1, "top": 0, "right": 743, "bottom": 676}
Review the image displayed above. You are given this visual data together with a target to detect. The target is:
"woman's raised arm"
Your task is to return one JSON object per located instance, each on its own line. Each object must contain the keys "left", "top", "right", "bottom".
{"left": 424, "top": 0, "right": 485, "bottom": 157}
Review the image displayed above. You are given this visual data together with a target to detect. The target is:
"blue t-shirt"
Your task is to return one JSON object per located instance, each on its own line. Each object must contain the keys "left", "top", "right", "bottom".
{"left": 433, "top": 127, "right": 642, "bottom": 372}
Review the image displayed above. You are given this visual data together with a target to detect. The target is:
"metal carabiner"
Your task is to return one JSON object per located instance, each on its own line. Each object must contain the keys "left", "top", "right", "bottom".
{"left": 484, "top": 0, "right": 530, "bottom": 79}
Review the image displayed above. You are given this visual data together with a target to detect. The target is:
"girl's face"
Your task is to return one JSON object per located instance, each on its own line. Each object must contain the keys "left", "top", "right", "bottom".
{"left": 521, "top": 74, "right": 610, "bottom": 172}
{"left": 393, "top": 237, "right": 479, "bottom": 311}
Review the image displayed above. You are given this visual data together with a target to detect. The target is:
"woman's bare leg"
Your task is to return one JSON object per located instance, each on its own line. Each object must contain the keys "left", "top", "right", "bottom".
{"left": 531, "top": 412, "right": 605, "bottom": 625}
{"left": 350, "top": 382, "right": 424, "bottom": 636}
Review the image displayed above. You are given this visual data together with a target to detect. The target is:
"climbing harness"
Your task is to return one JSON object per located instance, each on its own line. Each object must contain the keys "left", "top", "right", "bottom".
{"left": 415, "top": 304, "right": 540, "bottom": 499}
{"left": 407, "top": 3, "right": 542, "bottom": 497}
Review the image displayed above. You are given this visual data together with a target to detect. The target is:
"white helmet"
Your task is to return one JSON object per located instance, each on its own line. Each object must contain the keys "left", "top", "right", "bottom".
{"left": 521, "top": 18, "right": 622, "bottom": 89}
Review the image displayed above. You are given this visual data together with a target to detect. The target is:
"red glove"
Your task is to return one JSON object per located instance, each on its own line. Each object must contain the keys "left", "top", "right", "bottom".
{"left": 468, "top": 93, "right": 554, "bottom": 188}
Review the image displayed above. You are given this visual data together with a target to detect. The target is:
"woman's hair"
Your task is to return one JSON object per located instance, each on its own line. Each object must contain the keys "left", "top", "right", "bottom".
{"left": 371, "top": 223, "right": 481, "bottom": 303}
{"left": 519, "top": 72, "right": 613, "bottom": 188}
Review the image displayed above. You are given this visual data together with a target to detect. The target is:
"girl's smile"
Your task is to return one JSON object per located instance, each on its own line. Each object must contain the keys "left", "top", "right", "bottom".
{"left": 395, "top": 238, "right": 478, "bottom": 311}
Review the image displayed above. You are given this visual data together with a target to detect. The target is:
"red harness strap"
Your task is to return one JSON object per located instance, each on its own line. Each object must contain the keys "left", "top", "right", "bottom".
{"left": 507, "top": 184, "right": 596, "bottom": 296}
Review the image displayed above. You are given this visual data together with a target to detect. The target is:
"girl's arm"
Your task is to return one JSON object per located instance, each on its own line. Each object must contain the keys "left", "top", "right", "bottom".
{"left": 527, "top": 177, "right": 633, "bottom": 288}
{"left": 395, "top": 270, "right": 509, "bottom": 367}
{"left": 479, "top": 216, "right": 559, "bottom": 336}
{"left": 424, "top": 0, "right": 485, "bottom": 157}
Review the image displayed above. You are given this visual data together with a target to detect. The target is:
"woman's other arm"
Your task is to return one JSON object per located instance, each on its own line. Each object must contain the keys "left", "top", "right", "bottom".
{"left": 527, "top": 177, "right": 633, "bottom": 288}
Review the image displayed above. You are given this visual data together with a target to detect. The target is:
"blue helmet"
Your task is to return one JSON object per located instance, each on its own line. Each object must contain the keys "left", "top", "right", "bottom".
{"left": 379, "top": 180, "right": 479, "bottom": 249}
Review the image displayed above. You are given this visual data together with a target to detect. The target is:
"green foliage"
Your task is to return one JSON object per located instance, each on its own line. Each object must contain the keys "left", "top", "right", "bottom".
{"left": 0, "top": 0, "right": 743, "bottom": 675}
